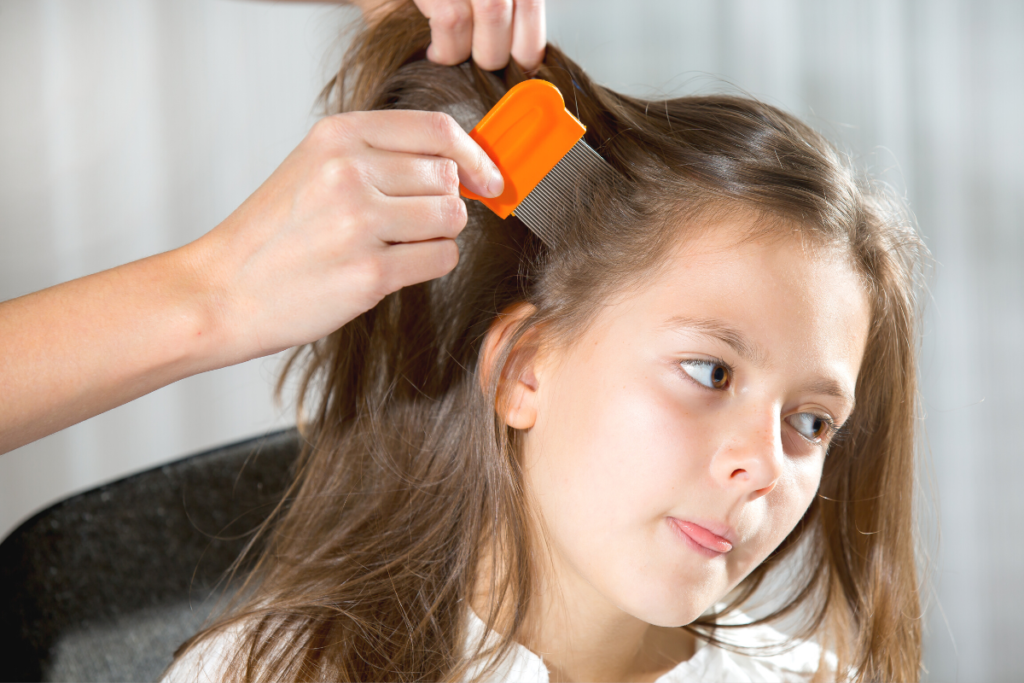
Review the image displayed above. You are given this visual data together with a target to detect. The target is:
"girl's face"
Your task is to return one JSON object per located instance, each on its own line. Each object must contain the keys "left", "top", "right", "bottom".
{"left": 514, "top": 220, "right": 871, "bottom": 627}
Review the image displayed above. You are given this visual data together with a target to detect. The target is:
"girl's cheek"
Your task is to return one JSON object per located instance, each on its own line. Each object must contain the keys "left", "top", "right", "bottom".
{"left": 762, "top": 461, "right": 824, "bottom": 546}
{"left": 538, "top": 381, "right": 675, "bottom": 520}
{"left": 790, "top": 454, "right": 826, "bottom": 505}
{"left": 538, "top": 341, "right": 707, "bottom": 525}
{"left": 590, "top": 378, "right": 703, "bottom": 504}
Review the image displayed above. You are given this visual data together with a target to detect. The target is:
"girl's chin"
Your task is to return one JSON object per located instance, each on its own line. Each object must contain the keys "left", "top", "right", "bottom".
{"left": 610, "top": 568, "right": 727, "bottom": 627}
{"left": 617, "top": 593, "right": 713, "bottom": 629}
{"left": 642, "top": 608, "right": 707, "bottom": 629}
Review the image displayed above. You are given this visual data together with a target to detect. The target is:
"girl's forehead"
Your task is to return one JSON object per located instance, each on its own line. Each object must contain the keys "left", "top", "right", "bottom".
{"left": 588, "top": 224, "right": 871, "bottom": 369}
{"left": 668, "top": 216, "right": 861, "bottom": 296}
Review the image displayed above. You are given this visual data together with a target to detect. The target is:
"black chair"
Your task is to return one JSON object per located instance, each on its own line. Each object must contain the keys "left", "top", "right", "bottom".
{"left": 0, "top": 429, "right": 300, "bottom": 682}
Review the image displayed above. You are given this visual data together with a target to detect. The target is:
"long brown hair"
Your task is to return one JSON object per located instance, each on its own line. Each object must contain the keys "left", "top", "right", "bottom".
{"left": 174, "top": 3, "right": 926, "bottom": 680}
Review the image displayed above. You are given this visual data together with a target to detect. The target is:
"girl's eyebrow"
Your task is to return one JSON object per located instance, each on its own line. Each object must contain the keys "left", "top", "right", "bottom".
{"left": 662, "top": 315, "right": 857, "bottom": 410}
{"left": 661, "top": 315, "right": 769, "bottom": 367}
{"left": 799, "top": 377, "right": 857, "bottom": 412}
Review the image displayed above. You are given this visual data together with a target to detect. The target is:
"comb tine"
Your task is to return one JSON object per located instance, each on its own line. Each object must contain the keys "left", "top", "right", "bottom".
{"left": 513, "top": 139, "right": 617, "bottom": 248}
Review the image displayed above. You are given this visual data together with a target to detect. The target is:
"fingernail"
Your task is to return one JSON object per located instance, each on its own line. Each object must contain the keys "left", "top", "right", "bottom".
{"left": 487, "top": 167, "right": 504, "bottom": 197}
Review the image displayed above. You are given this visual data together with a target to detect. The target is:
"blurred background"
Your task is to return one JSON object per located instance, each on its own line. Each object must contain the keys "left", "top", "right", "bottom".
{"left": 1, "top": 0, "right": 1020, "bottom": 680}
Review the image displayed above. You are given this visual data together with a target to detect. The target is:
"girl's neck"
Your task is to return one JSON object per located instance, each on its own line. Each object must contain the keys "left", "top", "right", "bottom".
{"left": 522, "top": 598, "right": 696, "bottom": 683}
{"left": 471, "top": 554, "right": 696, "bottom": 682}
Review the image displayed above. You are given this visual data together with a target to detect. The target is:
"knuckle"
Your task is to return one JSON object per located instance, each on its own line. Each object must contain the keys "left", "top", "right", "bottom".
{"left": 427, "top": 111, "right": 461, "bottom": 146}
{"left": 436, "top": 240, "right": 460, "bottom": 273}
{"left": 356, "top": 255, "right": 390, "bottom": 295}
{"left": 474, "top": 0, "right": 511, "bottom": 23}
{"left": 437, "top": 158, "right": 459, "bottom": 193}
{"left": 432, "top": 3, "right": 472, "bottom": 31}
{"left": 439, "top": 196, "right": 468, "bottom": 234}
{"left": 309, "top": 117, "right": 332, "bottom": 141}
{"left": 334, "top": 209, "right": 365, "bottom": 244}
{"left": 310, "top": 114, "right": 347, "bottom": 143}
{"left": 322, "top": 157, "right": 363, "bottom": 189}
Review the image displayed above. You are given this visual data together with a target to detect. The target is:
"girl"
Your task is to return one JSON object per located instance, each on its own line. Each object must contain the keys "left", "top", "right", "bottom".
{"left": 166, "top": 3, "right": 926, "bottom": 681}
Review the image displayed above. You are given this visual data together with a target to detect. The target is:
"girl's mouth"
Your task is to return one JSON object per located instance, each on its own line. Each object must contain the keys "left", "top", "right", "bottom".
{"left": 667, "top": 518, "right": 734, "bottom": 556}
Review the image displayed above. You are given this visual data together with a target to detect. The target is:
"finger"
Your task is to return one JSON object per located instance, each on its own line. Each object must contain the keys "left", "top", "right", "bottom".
{"left": 346, "top": 110, "right": 503, "bottom": 198}
{"left": 416, "top": 0, "right": 473, "bottom": 65}
{"left": 471, "top": 0, "right": 514, "bottom": 70}
{"left": 371, "top": 195, "right": 468, "bottom": 244}
{"left": 361, "top": 150, "right": 460, "bottom": 198}
{"left": 510, "top": 0, "right": 546, "bottom": 71}
{"left": 380, "top": 238, "right": 462, "bottom": 290}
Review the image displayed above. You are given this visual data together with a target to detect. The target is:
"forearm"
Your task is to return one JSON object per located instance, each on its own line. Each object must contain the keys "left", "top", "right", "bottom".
{"left": 0, "top": 245, "right": 222, "bottom": 455}
{"left": 0, "top": 96, "right": 503, "bottom": 456}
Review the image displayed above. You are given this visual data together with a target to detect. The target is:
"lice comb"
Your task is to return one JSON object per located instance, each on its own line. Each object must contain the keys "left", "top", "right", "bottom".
{"left": 459, "top": 79, "right": 615, "bottom": 247}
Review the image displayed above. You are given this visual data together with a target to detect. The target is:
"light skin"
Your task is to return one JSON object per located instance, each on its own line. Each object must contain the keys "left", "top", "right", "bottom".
{"left": 349, "top": 0, "right": 546, "bottom": 71}
{"left": 0, "top": 0, "right": 545, "bottom": 455}
{"left": 479, "top": 218, "right": 871, "bottom": 682}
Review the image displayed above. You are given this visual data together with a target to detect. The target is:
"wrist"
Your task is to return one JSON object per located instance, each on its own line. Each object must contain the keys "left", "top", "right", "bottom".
{"left": 164, "top": 236, "right": 245, "bottom": 374}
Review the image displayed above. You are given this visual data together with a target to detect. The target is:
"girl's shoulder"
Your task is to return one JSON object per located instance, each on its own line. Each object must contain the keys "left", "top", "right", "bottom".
{"left": 162, "top": 615, "right": 308, "bottom": 683}
{"left": 160, "top": 622, "right": 245, "bottom": 683}
{"left": 161, "top": 627, "right": 238, "bottom": 683}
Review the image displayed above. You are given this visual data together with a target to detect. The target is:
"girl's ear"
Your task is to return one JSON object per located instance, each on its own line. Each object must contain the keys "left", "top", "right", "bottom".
{"left": 480, "top": 304, "right": 542, "bottom": 430}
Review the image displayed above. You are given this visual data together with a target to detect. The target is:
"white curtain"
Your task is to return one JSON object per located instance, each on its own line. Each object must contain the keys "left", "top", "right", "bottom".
{"left": 1, "top": 1, "right": 1020, "bottom": 679}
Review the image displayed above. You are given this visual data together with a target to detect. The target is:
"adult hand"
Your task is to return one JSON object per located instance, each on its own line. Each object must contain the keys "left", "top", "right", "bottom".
{"left": 352, "top": 0, "right": 546, "bottom": 71}
{"left": 0, "top": 110, "right": 501, "bottom": 454}
{"left": 1, "top": 1, "right": 521, "bottom": 455}
{"left": 189, "top": 110, "right": 503, "bottom": 366}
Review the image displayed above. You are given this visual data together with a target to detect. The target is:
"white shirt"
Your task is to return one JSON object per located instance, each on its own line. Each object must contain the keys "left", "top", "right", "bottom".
{"left": 163, "top": 608, "right": 825, "bottom": 683}
{"left": 460, "top": 608, "right": 826, "bottom": 683}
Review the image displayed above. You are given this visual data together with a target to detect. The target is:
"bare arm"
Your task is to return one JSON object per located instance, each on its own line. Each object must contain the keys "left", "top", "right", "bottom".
{"left": 0, "top": 110, "right": 502, "bottom": 455}
{"left": 0, "top": 249, "right": 218, "bottom": 454}
{"left": 1, "top": 0, "right": 545, "bottom": 455}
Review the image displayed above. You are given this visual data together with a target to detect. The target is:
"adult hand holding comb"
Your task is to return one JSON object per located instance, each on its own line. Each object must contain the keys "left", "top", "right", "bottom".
{"left": 0, "top": 0, "right": 533, "bottom": 455}
{"left": 0, "top": 109, "right": 502, "bottom": 455}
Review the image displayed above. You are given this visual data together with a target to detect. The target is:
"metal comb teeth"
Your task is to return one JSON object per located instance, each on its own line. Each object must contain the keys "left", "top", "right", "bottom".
{"left": 512, "top": 138, "right": 618, "bottom": 249}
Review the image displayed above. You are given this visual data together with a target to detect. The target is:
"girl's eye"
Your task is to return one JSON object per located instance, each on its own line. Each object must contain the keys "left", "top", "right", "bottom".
{"left": 786, "top": 412, "right": 833, "bottom": 441}
{"left": 681, "top": 360, "right": 731, "bottom": 390}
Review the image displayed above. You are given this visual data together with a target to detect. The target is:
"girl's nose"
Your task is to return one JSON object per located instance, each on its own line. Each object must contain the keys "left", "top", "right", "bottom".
{"left": 709, "top": 406, "right": 785, "bottom": 500}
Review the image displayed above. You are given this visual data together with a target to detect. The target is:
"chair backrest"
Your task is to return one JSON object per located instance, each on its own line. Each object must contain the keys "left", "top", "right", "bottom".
{"left": 0, "top": 429, "right": 300, "bottom": 683}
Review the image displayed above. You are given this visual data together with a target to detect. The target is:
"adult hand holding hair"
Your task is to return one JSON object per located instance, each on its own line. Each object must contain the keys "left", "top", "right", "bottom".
{"left": 350, "top": 0, "right": 546, "bottom": 70}
{"left": 0, "top": 71, "right": 504, "bottom": 454}
{"left": 276, "top": 0, "right": 547, "bottom": 70}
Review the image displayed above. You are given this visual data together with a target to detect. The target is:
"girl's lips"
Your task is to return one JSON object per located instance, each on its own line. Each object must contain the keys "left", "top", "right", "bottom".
{"left": 668, "top": 518, "right": 734, "bottom": 555}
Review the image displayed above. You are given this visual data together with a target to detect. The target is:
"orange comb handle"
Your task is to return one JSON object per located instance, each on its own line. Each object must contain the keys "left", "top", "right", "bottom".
{"left": 460, "top": 80, "right": 585, "bottom": 219}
